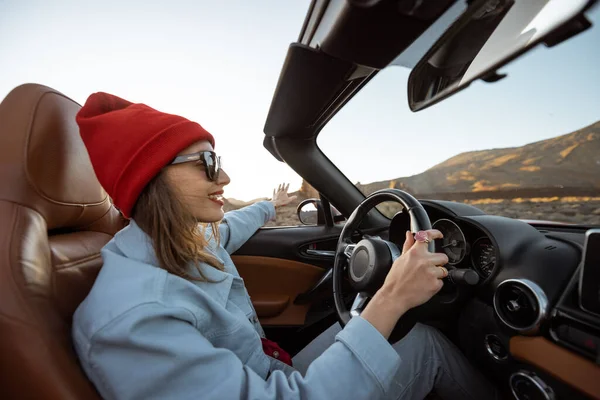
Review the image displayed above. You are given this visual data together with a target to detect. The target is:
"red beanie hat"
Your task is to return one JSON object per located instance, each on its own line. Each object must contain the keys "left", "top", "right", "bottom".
{"left": 76, "top": 92, "right": 215, "bottom": 218}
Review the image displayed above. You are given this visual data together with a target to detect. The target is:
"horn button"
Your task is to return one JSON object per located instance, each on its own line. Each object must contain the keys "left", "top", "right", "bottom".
{"left": 348, "top": 238, "right": 393, "bottom": 295}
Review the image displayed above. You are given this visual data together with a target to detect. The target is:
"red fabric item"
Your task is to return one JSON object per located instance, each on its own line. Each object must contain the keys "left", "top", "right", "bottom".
{"left": 261, "top": 338, "right": 293, "bottom": 367}
{"left": 76, "top": 92, "right": 215, "bottom": 218}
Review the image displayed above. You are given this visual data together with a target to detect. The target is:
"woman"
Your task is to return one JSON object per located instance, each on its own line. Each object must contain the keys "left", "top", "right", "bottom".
{"left": 72, "top": 92, "right": 498, "bottom": 400}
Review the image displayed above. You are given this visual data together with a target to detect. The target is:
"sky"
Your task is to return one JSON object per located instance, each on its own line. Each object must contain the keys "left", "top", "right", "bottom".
{"left": 1, "top": 1, "right": 599, "bottom": 199}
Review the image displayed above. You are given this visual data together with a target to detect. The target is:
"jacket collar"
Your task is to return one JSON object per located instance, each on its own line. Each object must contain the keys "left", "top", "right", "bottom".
{"left": 113, "top": 220, "right": 159, "bottom": 266}
{"left": 112, "top": 220, "right": 233, "bottom": 307}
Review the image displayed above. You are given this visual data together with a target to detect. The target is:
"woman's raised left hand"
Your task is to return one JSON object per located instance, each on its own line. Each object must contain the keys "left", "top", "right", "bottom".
{"left": 270, "top": 183, "right": 297, "bottom": 208}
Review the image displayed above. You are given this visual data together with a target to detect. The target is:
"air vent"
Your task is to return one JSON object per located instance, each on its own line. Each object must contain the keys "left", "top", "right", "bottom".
{"left": 484, "top": 334, "right": 508, "bottom": 361}
{"left": 493, "top": 279, "right": 548, "bottom": 334}
{"left": 510, "top": 371, "right": 555, "bottom": 400}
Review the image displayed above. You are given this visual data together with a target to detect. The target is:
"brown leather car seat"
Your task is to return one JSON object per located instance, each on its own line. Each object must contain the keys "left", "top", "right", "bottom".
{"left": 0, "top": 84, "right": 126, "bottom": 399}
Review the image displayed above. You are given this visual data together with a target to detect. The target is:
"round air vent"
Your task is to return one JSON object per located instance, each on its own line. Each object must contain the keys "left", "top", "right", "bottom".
{"left": 493, "top": 279, "right": 548, "bottom": 334}
{"left": 510, "top": 371, "right": 555, "bottom": 400}
{"left": 484, "top": 334, "right": 508, "bottom": 361}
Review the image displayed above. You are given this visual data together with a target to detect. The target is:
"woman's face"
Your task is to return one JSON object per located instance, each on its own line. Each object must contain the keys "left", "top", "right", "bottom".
{"left": 164, "top": 140, "right": 230, "bottom": 222}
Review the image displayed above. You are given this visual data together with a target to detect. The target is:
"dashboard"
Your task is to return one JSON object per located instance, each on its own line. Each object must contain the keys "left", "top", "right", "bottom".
{"left": 387, "top": 199, "right": 600, "bottom": 400}
{"left": 431, "top": 217, "right": 496, "bottom": 279}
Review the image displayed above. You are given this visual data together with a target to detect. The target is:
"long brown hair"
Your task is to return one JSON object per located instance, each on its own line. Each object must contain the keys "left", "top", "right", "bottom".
{"left": 131, "top": 171, "right": 224, "bottom": 281}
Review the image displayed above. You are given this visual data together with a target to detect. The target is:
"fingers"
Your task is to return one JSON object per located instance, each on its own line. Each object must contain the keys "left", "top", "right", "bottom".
{"left": 417, "top": 229, "right": 443, "bottom": 241}
{"left": 402, "top": 230, "right": 414, "bottom": 254}
{"left": 439, "top": 266, "right": 448, "bottom": 278}
{"left": 412, "top": 229, "right": 443, "bottom": 250}
{"left": 275, "top": 183, "right": 291, "bottom": 194}
{"left": 428, "top": 265, "right": 448, "bottom": 279}
{"left": 403, "top": 229, "right": 444, "bottom": 255}
{"left": 434, "top": 277, "right": 444, "bottom": 292}
{"left": 428, "top": 252, "right": 449, "bottom": 267}
{"left": 271, "top": 183, "right": 296, "bottom": 207}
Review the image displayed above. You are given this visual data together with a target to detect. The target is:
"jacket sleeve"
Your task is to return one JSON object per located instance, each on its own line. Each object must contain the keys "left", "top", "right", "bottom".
{"left": 218, "top": 201, "right": 276, "bottom": 254}
{"left": 84, "top": 304, "right": 401, "bottom": 400}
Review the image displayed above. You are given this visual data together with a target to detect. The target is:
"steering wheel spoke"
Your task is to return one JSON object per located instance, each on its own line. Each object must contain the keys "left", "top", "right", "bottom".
{"left": 383, "top": 240, "right": 401, "bottom": 262}
{"left": 343, "top": 243, "right": 357, "bottom": 259}
{"left": 350, "top": 292, "right": 370, "bottom": 317}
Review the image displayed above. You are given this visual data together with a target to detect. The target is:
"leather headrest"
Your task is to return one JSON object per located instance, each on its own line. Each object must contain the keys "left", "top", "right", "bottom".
{"left": 0, "top": 84, "right": 112, "bottom": 230}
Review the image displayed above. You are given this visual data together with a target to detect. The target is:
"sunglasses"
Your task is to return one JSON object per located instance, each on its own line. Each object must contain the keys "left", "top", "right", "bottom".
{"left": 170, "top": 151, "right": 222, "bottom": 182}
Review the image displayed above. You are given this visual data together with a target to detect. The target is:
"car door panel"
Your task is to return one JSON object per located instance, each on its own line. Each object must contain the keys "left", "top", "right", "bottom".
{"left": 232, "top": 255, "right": 325, "bottom": 326}
{"left": 233, "top": 224, "right": 387, "bottom": 325}
{"left": 234, "top": 225, "right": 343, "bottom": 269}
{"left": 232, "top": 225, "right": 348, "bottom": 355}
{"left": 233, "top": 225, "right": 341, "bottom": 328}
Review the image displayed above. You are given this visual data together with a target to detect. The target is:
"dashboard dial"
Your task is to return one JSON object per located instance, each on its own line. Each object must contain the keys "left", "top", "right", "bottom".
{"left": 431, "top": 219, "right": 467, "bottom": 265}
{"left": 471, "top": 237, "right": 496, "bottom": 278}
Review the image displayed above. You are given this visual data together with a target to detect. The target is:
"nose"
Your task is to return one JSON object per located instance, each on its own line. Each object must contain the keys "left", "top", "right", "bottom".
{"left": 218, "top": 169, "right": 231, "bottom": 186}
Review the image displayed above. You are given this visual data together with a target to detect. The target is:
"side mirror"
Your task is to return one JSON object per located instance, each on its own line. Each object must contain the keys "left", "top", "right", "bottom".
{"left": 297, "top": 199, "right": 346, "bottom": 225}
{"left": 297, "top": 199, "right": 321, "bottom": 225}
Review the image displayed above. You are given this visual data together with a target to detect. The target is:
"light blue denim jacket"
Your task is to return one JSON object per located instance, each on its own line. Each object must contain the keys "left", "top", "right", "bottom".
{"left": 72, "top": 201, "right": 401, "bottom": 400}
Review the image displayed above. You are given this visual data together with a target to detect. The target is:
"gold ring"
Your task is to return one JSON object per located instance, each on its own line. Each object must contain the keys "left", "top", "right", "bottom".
{"left": 438, "top": 266, "right": 448, "bottom": 279}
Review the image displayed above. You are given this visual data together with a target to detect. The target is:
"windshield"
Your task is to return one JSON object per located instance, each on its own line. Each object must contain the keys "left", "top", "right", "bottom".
{"left": 317, "top": 6, "right": 600, "bottom": 226}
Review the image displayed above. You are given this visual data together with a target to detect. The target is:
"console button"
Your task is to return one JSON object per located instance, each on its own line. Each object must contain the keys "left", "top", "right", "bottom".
{"left": 568, "top": 326, "right": 600, "bottom": 356}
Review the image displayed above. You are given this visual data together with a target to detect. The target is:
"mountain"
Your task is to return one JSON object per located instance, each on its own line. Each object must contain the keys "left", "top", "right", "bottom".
{"left": 358, "top": 120, "right": 600, "bottom": 197}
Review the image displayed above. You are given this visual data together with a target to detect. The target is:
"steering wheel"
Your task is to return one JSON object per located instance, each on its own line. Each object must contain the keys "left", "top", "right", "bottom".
{"left": 333, "top": 189, "right": 434, "bottom": 327}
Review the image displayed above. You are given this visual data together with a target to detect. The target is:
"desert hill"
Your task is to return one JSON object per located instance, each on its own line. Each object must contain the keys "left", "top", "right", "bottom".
{"left": 358, "top": 120, "right": 600, "bottom": 197}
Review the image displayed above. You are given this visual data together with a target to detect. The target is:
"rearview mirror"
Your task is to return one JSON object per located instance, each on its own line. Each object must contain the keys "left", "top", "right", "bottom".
{"left": 407, "top": 0, "right": 595, "bottom": 111}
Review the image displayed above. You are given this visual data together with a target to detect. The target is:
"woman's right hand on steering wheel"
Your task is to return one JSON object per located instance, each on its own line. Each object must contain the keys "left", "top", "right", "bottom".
{"left": 361, "top": 229, "right": 449, "bottom": 339}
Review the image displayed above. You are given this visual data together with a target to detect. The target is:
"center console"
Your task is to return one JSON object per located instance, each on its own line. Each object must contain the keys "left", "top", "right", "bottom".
{"left": 550, "top": 229, "right": 600, "bottom": 364}
{"left": 458, "top": 228, "right": 600, "bottom": 400}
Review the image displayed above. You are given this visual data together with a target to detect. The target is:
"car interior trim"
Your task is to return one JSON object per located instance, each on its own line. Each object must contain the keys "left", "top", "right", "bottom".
{"left": 232, "top": 255, "right": 326, "bottom": 326}
{"left": 510, "top": 335, "right": 600, "bottom": 399}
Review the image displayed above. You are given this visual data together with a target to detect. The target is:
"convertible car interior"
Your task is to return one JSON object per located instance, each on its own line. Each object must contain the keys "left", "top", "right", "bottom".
{"left": 1, "top": 1, "right": 599, "bottom": 399}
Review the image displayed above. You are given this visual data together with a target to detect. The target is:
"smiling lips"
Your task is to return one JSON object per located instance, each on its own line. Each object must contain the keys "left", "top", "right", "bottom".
{"left": 208, "top": 190, "right": 224, "bottom": 206}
